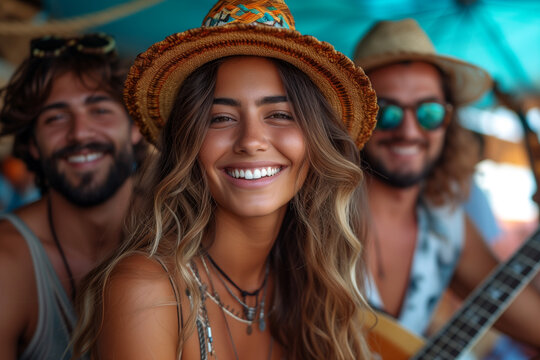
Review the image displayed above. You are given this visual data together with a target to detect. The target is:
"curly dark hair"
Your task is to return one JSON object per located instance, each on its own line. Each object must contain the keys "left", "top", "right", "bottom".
{"left": 422, "top": 68, "right": 479, "bottom": 206}
{"left": 0, "top": 42, "right": 146, "bottom": 192}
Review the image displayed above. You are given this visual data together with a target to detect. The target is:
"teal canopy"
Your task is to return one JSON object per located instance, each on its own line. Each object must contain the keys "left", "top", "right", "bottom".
{"left": 42, "top": 0, "right": 540, "bottom": 97}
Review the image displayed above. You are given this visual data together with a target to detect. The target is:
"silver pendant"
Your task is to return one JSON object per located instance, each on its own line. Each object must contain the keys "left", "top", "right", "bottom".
{"left": 245, "top": 306, "right": 256, "bottom": 321}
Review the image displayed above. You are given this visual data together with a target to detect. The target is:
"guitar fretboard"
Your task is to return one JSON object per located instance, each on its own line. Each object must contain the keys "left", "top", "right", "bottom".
{"left": 412, "top": 227, "right": 540, "bottom": 360}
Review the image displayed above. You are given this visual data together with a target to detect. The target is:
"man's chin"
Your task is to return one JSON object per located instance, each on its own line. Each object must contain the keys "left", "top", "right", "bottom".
{"left": 374, "top": 171, "right": 425, "bottom": 188}
{"left": 49, "top": 171, "right": 127, "bottom": 207}
{"left": 54, "top": 184, "right": 121, "bottom": 208}
{"left": 364, "top": 162, "right": 428, "bottom": 188}
{"left": 362, "top": 151, "right": 435, "bottom": 189}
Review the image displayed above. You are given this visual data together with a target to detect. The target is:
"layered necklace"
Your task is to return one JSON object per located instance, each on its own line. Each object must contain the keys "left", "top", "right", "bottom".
{"left": 189, "top": 254, "right": 272, "bottom": 360}
{"left": 206, "top": 253, "right": 269, "bottom": 334}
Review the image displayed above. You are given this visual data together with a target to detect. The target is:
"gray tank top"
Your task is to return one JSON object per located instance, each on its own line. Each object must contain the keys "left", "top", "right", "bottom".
{"left": 0, "top": 213, "right": 79, "bottom": 360}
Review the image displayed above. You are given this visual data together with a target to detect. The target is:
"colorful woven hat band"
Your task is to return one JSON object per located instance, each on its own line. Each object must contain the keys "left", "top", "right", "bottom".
{"left": 124, "top": 0, "right": 378, "bottom": 148}
{"left": 203, "top": 0, "right": 294, "bottom": 29}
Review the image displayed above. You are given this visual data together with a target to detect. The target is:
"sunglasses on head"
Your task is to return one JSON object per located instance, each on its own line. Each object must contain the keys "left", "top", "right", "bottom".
{"left": 375, "top": 98, "right": 453, "bottom": 131}
{"left": 30, "top": 33, "right": 116, "bottom": 58}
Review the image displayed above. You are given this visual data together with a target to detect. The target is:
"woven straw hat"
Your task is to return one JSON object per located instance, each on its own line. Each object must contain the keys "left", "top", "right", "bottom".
{"left": 353, "top": 18, "right": 492, "bottom": 105}
{"left": 124, "top": 0, "right": 378, "bottom": 148}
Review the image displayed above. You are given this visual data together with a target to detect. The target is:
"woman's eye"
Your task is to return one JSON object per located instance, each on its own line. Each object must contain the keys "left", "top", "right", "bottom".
{"left": 269, "top": 112, "right": 292, "bottom": 120}
{"left": 268, "top": 112, "right": 293, "bottom": 121}
{"left": 210, "top": 115, "right": 234, "bottom": 124}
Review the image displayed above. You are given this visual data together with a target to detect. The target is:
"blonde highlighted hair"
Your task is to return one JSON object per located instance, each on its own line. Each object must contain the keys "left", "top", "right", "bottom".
{"left": 72, "top": 56, "right": 373, "bottom": 359}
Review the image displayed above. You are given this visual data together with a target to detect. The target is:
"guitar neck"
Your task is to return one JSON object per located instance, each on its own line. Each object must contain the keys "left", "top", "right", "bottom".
{"left": 411, "top": 227, "right": 540, "bottom": 360}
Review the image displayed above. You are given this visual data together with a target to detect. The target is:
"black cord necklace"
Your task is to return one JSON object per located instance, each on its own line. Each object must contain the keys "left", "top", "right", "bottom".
{"left": 204, "top": 254, "right": 269, "bottom": 334}
{"left": 47, "top": 196, "right": 76, "bottom": 301}
{"left": 206, "top": 253, "right": 268, "bottom": 298}
{"left": 206, "top": 252, "right": 270, "bottom": 334}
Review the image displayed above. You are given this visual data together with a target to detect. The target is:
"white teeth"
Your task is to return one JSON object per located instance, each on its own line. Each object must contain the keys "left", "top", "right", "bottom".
{"left": 68, "top": 155, "right": 86, "bottom": 163}
{"left": 390, "top": 146, "right": 419, "bottom": 156}
{"left": 67, "top": 152, "right": 104, "bottom": 163}
{"left": 86, "top": 153, "right": 101, "bottom": 162}
{"left": 227, "top": 166, "right": 282, "bottom": 180}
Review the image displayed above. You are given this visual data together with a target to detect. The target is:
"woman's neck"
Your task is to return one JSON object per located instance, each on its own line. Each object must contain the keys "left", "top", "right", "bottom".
{"left": 205, "top": 206, "right": 285, "bottom": 290}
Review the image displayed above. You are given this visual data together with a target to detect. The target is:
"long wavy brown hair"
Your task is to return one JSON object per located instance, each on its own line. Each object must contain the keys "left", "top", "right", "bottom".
{"left": 72, "top": 56, "right": 372, "bottom": 359}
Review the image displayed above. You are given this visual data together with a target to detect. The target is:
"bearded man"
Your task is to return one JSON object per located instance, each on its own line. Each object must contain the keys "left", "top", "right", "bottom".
{"left": 0, "top": 33, "right": 144, "bottom": 359}
{"left": 355, "top": 19, "right": 540, "bottom": 354}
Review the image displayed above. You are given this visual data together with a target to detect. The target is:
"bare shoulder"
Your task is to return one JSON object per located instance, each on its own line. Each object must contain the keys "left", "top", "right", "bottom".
{"left": 105, "top": 253, "right": 178, "bottom": 303}
{"left": 0, "top": 213, "right": 30, "bottom": 249}
{"left": 0, "top": 200, "right": 47, "bottom": 254}
{"left": 0, "top": 213, "right": 37, "bottom": 291}
{"left": 0, "top": 202, "right": 48, "bottom": 299}
{"left": 0, "top": 213, "right": 39, "bottom": 359}
{"left": 97, "top": 253, "right": 181, "bottom": 359}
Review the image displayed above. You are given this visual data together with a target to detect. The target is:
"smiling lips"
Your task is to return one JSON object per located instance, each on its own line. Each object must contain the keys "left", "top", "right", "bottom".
{"left": 227, "top": 166, "right": 282, "bottom": 180}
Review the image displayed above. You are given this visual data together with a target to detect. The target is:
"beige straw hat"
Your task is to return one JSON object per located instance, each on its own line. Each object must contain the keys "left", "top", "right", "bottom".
{"left": 353, "top": 18, "right": 492, "bottom": 105}
{"left": 124, "top": 0, "right": 378, "bottom": 148}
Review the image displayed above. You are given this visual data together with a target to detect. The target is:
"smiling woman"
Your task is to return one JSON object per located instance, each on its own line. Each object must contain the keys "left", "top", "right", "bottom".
{"left": 71, "top": 1, "right": 378, "bottom": 359}
{"left": 199, "top": 57, "right": 308, "bottom": 219}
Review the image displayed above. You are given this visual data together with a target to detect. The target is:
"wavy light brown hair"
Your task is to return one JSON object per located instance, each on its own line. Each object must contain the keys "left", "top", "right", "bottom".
{"left": 72, "top": 56, "right": 372, "bottom": 359}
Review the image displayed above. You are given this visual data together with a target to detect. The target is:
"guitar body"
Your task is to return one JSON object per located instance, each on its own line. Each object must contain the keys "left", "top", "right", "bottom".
{"left": 364, "top": 92, "right": 540, "bottom": 360}
{"left": 366, "top": 311, "right": 424, "bottom": 359}
{"left": 366, "top": 226, "right": 540, "bottom": 359}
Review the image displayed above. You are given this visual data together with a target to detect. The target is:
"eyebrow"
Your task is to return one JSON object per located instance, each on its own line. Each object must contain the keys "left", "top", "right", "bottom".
{"left": 39, "top": 94, "right": 116, "bottom": 113}
{"left": 256, "top": 95, "right": 288, "bottom": 106}
{"left": 212, "top": 95, "right": 288, "bottom": 107}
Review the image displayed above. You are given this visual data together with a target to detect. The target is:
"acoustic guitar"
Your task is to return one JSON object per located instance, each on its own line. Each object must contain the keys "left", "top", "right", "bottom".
{"left": 367, "top": 226, "right": 540, "bottom": 359}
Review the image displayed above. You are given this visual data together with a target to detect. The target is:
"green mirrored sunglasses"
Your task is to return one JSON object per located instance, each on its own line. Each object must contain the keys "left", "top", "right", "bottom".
{"left": 376, "top": 99, "right": 453, "bottom": 131}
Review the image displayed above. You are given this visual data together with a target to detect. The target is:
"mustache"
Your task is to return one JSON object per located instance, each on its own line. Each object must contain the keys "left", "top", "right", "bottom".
{"left": 52, "top": 142, "right": 114, "bottom": 159}
{"left": 377, "top": 137, "right": 428, "bottom": 147}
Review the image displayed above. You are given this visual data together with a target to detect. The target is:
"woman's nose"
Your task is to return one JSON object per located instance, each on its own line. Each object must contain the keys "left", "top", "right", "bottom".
{"left": 233, "top": 115, "right": 269, "bottom": 154}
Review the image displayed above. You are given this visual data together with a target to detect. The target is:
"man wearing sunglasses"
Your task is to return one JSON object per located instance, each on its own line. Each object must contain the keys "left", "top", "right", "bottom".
{"left": 0, "top": 34, "right": 145, "bottom": 359}
{"left": 355, "top": 19, "right": 540, "bottom": 353}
